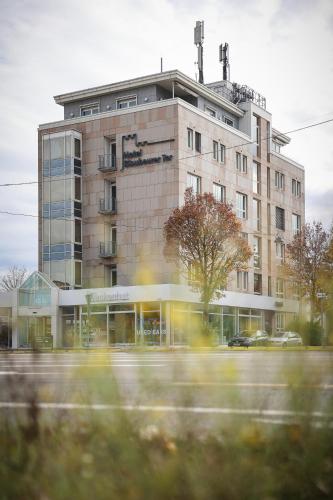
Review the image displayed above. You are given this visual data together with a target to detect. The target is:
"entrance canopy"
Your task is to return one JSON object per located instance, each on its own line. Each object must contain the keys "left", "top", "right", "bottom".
{"left": 18, "top": 271, "right": 57, "bottom": 307}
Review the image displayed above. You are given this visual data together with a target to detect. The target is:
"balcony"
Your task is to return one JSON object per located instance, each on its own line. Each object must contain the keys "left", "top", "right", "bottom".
{"left": 98, "top": 154, "right": 117, "bottom": 172}
{"left": 99, "top": 241, "right": 117, "bottom": 258}
{"left": 99, "top": 198, "right": 117, "bottom": 214}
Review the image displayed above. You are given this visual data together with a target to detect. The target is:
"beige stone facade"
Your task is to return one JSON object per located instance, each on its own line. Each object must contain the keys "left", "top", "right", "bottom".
{"left": 37, "top": 70, "right": 305, "bottom": 336}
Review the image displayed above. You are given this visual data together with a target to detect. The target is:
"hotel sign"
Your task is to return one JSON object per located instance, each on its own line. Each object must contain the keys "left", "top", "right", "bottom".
{"left": 122, "top": 133, "right": 174, "bottom": 170}
{"left": 90, "top": 292, "right": 129, "bottom": 303}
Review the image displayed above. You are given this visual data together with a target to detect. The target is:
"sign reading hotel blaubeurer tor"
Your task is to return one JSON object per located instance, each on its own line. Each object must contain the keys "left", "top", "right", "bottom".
{"left": 123, "top": 150, "right": 173, "bottom": 168}
{"left": 122, "top": 133, "right": 174, "bottom": 170}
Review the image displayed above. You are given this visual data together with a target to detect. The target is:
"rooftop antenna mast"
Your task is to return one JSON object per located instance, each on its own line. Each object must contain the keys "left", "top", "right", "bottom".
{"left": 194, "top": 21, "right": 204, "bottom": 84}
{"left": 219, "top": 43, "right": 230, "bottom": 81}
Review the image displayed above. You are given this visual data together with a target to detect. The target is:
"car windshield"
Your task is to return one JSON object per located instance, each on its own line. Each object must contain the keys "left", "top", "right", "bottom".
{"left": 272, "top": 333, "right": 283, "bottom": 338}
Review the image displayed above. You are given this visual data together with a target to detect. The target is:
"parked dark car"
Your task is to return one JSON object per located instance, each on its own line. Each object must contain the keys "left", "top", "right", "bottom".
{"left": 228, "top": 335, "right": 251, "bottom": 347}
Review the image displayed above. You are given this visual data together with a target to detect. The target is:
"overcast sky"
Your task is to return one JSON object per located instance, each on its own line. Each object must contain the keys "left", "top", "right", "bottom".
{"left": 0, "top": 0, "right": 332, "bottom": 274}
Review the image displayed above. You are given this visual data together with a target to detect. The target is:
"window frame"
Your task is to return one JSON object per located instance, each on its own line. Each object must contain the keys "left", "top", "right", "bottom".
{"left": 213, "top": 140, "right": 218, "bottom": 160}
{"left": 275, "top": 206, "right": 285, "bottom": 231}
{"left": 224, "top": 117, "right": 234, "bottom": 127}
{"left": 213, "top": 183, "right": 225, "bottom": 203}
{"left": 236, "top": 192, "right": 248, "bottom": 219}
{"left": 187, "top": 128, "right": 193, "bottom": 149}
{"left": 275, "top": 171, "right": 285, "bottom": 190}
{"left": 253, "top": 162, "right": 261, "bottom": 194}
{"left": 116, "top": 95, "right": 137, "bottom": 109}
{"left": 292, "top": 213, "right": 301, "bottom": 236}
{"left": 219, "top": 143, "right": 225, "bottom": 164}
{"left": 187, "top": 173, "right": 201, "bottom": 195}
{"left": 80, "top": 103, "right": 100, "bottom": 116}
{"left": 237, "top": 271, "right": 248, "bottom": 291}
{"left": 195, "top": 131, "right": 201, "bottom": 153}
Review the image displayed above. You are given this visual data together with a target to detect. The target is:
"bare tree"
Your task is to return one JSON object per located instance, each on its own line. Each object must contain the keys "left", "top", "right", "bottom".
{"left": 164, "top": 189, "right": 251, "bottom": 335}
{"left": 0, "top": 266, "right": 28, "bottom": 291}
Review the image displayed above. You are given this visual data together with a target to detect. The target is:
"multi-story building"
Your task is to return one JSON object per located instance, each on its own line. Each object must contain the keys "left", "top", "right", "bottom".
{"left": 0, "top": 68, "right": 305, "bottom": 349}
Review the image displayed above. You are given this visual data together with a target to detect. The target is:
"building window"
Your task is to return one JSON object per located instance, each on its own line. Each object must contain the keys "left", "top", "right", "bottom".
{"left": 267, "top": 203, "right": 271, "bottom": 235}
{"left": 75, "top": 219, "right": 82, "bottom": 244}
{"left": 253, "top": 236, "right": 261, "bottom": 269}
{"left": 74, "top": 261, "right": 82, "bottom": 287}
{"left": 74, "top": 176, "right": 81, "bottom": 201}
{"left": 292, "top": 179, "right": 301, "bottom": 197}
{"left": 74, "top": 138, "right": 81, "bottom": 158}
{"left": 206, "top": 106, "right": 216, "bottom": 117}
{"left": 275, "top": 207, "right": 285, "bottom": 231}
{"left": 276, "top": 312, "right": 285, "bottom": 332}
{"left": 187, "top": 173, "right": 201, "bottom": 194}
{"left": 255, "top": 115, "right": 261, "bottom": 156}
{"left": 236, "top": 153, "right": 247, "bottom": 173}
{"left": 116, "top": 96, "right": 137, "bottom": 109}
{"left": 242, "top": 155, "right": 247, "bottom": 173}
{"left": 224, "top": 117, "right": 234, "bottom": 127}
{"left": 213, "top": 183, "right": 225, "bottom": 202}
{"left": 219, "top": 144, "right": 225, "bottom": 163}
{"left": 254, "top": 273, "right": 262, "bottom": 295}
{"left": 80, "top": 104, "right": 99, "bottom": 116}
{"left": 292, "top": 214, "right": 301, "bottom": 236}
{"left": 272, "top": 141, "right": 281, "bottom": 154}
{"left": 195, "top": 131, "right": 201, "bottom": 153}
{"left": 213, "top": 141, "right": 218, "bottom": 160}
{"left": 236, "top": 152, "right": 241, "bottom": 171}
{"left": 275, "top": 171, "right": 285, "bottom": 190}
{"left": 237, "top": 271, "right": 248, "bottom": 291}
{"left": 236, "top": 192, "right": 247, "bottom": 219}
{"left": 110, "top": 265, "right": 117, "bottom": 286}
{"left": 267, "top": 167, "right": 271, "bottom": 198}
{"left": 187, "top": 128, "right": 193, "bottom": 149}
{"left": 253, "top": 162, "right": 261, "bottom": 194}
{"left": 276, "top": 278, "right": 284, "bottom": 299}
{"left": 276, "top": 240, "right": 285, "bottom": 263}
{"left": 253, "top": 199, "right": 261, "bottom": 231}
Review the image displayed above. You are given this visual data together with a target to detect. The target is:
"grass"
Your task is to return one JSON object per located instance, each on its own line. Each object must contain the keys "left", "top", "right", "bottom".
{"left": 0, "top": 352, "right": 333, "bottom": 499}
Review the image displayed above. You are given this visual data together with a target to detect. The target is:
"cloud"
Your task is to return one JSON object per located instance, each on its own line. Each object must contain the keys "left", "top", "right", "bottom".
{"left": 306, "top": 190, "right": 333, "bottom": 229}
{"left": 0, "top": 0, "right": 332, "bottom": 271}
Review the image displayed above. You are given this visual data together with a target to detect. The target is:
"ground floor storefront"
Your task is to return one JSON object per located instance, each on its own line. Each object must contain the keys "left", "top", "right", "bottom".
{"left": 0, "top": 272, "right": 300, "bottom": 349}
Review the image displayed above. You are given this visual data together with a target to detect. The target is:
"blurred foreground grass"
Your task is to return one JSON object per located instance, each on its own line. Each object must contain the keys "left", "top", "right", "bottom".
{"left": 1, "top": 354, "right": 333, "bottom": 500}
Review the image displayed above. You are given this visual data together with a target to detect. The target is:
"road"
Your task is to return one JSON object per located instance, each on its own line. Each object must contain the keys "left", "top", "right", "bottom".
{"left": 1, "top": 350, "right": 333, "bottom": 430}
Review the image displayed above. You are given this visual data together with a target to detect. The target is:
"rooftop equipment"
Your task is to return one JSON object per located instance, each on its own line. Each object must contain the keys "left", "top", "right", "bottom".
{"left": 194, "top": 21, "right": 204, "bottom": 84}
{"left": 219, "top": 43, "right": 230, "bottom": 81}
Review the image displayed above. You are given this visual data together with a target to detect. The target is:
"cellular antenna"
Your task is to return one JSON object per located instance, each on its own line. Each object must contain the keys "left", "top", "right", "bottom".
{"left": 219, "top": 43, "right": 230, "bottom": 81}
{"left": 194, "top": 21, "right": 204, "bottom": 84}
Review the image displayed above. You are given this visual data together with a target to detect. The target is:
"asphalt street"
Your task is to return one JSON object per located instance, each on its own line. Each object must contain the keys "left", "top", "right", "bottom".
{"left": 1, "top": 350, "right": 332, "bottom": 430}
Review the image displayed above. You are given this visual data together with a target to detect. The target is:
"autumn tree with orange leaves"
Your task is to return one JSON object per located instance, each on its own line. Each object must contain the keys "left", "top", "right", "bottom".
{"left": 164, "top": 189, "right": 252, "bottom": 335}
{"left": 283, "top": 221, "right": 333, "bottom": 319}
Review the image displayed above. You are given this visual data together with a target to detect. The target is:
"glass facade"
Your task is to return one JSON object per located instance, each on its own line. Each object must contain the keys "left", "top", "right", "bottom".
{"left": 42, "top": 131, "right": 82, "bottom": 288}
{"left": 59, "top": 301, "right": 268, "bottom": 347}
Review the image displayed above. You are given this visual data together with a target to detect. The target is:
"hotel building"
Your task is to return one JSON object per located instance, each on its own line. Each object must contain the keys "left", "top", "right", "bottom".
{"left": 0, "top": 68, "right": 305, "bottom": 348}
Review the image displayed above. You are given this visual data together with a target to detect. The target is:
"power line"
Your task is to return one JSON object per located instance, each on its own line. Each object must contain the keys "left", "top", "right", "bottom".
{"left": 0, "top": 116, "right": 332, "bottom": 188}
{"left": 0, "top": 210, "right": 297, "bottom": 240}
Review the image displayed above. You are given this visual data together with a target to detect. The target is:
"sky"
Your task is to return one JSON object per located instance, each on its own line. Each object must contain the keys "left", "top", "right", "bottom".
{"left": 0, "top": 0, "right": 332, "bottom": 274}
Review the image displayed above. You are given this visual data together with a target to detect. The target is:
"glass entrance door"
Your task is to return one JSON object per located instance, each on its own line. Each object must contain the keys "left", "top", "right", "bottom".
{"left": 18, "top": 316, "right": 52, "bottom": 348}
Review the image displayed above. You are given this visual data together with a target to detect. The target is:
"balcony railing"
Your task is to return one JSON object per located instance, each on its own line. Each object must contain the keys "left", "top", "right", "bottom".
{"left": 99, "top": 241, "right": 117, "bottom": 258}
{"left": 99, "top": 198, "right": 117, "bottom": 214}
{"left": 98, "top": 154, "right": 117, "bottom": 172}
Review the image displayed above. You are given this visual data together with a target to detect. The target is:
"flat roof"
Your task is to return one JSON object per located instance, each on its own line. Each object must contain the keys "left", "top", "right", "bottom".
{"left": 53, "top": 69, "right": 244, "bottom": 118}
